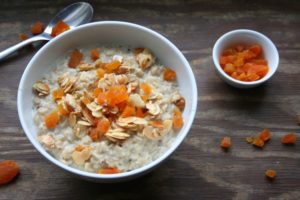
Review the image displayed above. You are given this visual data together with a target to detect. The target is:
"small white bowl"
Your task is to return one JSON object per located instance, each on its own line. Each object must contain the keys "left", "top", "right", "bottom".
{"left": 17, "top": 21, "right": 197, "bottom": 182}
{"left": 212, "top": 29, "right": 279, "bottom": 88}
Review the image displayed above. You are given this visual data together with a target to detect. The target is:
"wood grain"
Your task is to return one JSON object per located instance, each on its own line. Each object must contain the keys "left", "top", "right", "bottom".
{"left": 0, "top": 0, "right": 299, "bottom": 199}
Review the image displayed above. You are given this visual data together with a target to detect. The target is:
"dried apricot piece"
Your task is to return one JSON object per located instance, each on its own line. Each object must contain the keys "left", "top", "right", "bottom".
{"left": 52, "top": 88, "right": 64, "bottom": 101}
{"left": 90, "top": 48, "right": 100, "bottom": 61}
{"left": 252, "top": 137, "right": 264, "bottom": 148}
{"left": 19, "top": 33, "right": 28, "bottom": 41}
{"left": 93, "top": 88, "right": 102, "bottom": 98}
{"left": 68, "top": 49, "right": 83, "bottom": 68}
{"left": 31, "top": 21, "right": 44, "bottom": 35}
{"left": 140, "top": 83, "right": 152, "bottom": 95}
{"left": 98, "top": 167, "right": 120, "bottom": 174}
{"left": 97, "top": 91, "right": 106, "bottom": 105}
{"left": 281, "top": 133, "right": 296, "bottom": 145}
{"left": 51, "top": 20, "right": 70, "bottom": 37}
{"left": 106, "top": 85, "right": 128, "bottom": 106}
{"left": 105, "top": 60, "right": 121, "bottom": 73}
{"left": 44, "top": 111, "right": 59, "bottom": 129}
{"left": 220, "top": 137, "right": 231, "bottom": 149}
{"left": 0, "top": 160, "right": 20, "bottom": 185}
{"left": 265, "top": 169, "right": 276, "bottom": 180}
{"left": 136, "top": 107, "right": 147, "bottom": 118}
{"left": 96, "top": 118, "right": 110, "bottom": 134}
{"left": 89, "top": 128, "right": 101, "bottom": 141}
{"left": 259, "top": 128, "right": 271, "bottom": 142}
{"left": 173, "top": 109, "right": 184, "bottom": 129}
{"left": 249, "top": 44, "right": 262, "bottom": 56}
{"left": 121, "top": 105, "right": 136, "bottom": 117}
{"left": 163, "top": 68, "right": 176, "bottom": 81}
{"left": 96, "top": 68, "right": 105, "bottom": 79}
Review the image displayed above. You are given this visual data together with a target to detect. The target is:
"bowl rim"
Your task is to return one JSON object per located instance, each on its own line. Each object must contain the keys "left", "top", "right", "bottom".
{"left": 17, "top": 21, "right": 198, "bottom": 180}
{"left": 212, "top": 29, "right": 279, "bottom": 86}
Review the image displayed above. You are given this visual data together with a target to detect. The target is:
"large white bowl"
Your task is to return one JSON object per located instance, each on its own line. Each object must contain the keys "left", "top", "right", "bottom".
{"left": 213, "top": 29, "right": 279, "bottom": 88}
{"left": 17, "top": 21, "right": 198, "bottom": 182}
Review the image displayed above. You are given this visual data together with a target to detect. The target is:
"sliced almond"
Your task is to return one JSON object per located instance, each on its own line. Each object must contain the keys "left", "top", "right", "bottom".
{"left": 77, "top": 120, "right": 92, "bottom": 126}
{"left": 105, "top": 129, "right": 130, "bottom": 142}
{"left": 128, "top": 94, "right": 145, "bottom": 108}
{"left": 71, "top": 145, "right": 92, "bottom": 165}
{"left": 69, "top": 112, "right": 77, "bottom": 127}
{"left": 78, "top": 63, "right": 95, "bottom": 71}
{"left": 117, "top": 117, "right": 147, "bottom": 128}
{"left": 33, "top": 80, "right": 50, "bottom": 96}
{"left": 58, "top": 74, "right": 77, "bottom": 93}
{"left": 82, "top": 107, "right": 95, "bottom": 125}
{"left": 135, "top": 49, "right": 155, "bottom": 69}
{"left": 146, "top": 102, "right": 161, "bottom": 116}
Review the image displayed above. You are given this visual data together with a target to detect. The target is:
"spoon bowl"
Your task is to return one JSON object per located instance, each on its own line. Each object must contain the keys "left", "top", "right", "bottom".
{"left": 0, "top": 2, "right": 93, "bottom": 61}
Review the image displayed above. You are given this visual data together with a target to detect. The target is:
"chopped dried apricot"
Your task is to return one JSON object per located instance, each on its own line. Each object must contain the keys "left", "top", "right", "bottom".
{"left": 98, "top": 167, "right": 120, "bottom": 174}
{"left": 163, "top": 68, "right": 176, "bottom": 81}
{"left": 44, "top": 111, "right": 59, "bottom": 129}
{"left": 57, "top": 104, "right": 69, "bottom": 116}
{"left": 259, "top": 128, "right": 271, "bottom": 142}
{"left": 106, "top": 85, "right": 128, "bottom": 106}
{"left": 121, "top": 105, "right": 136, "bottom": 117}
{"left": 51, "top": 20, "right": 70, "bottom": 37}
{"left": 97, "top": 91, "right": 106, "bottom": 105}
{"left": 281, "top": 133, "right": 296, "bottom": 145}
{"left": 141, "top": 95, "right": 148, "bottom": 102}
{"left": 265, "top": 169, "right": 276, "bottom": 180}
{"left": 220, "top": 137, "right": 231, "bottom": 149}
{"left": 252, "top": 137, "right": 264, "bottom": 148}
{"left": 89, "top": 128, "right": 100, "bottom": 141}
{"left": 173, "top": 109, "right": 184, "bottom": 129}
{"left": 68, "top": 49, "right": 83, "bottom": 68}
{"left": 52, "top": 88, "right": 64, "bottom": 101}
{"left": 105, "top": 60, "right": 121, "bottom": 73}
{"left": 93, "top": 88, "right": 102, "bottom": 98}
{"left": 31, "top": 21, "right": 44, "bottom": 35}
{"left": 220, "top": 44, "right": 269, "bottom": 82}
{"left": 96, "top": 68, "right": 105, "bottom": 79}
{"left": 140, "top": 83, "right": 152, "bottom": 95}
{"left": 136, "top": 107, "right": 147, "bottom": 118}
{"left": 19, "top": 33, "right": 28, "bottom": 41}
{"left": 96, "top": 118, "right": 110, "bottom": 134}
{"left": 90, "top": 48, "right": 100, "bottom": 61}
{"left": 0, "top": 160, "right": 20, "bottom": 185}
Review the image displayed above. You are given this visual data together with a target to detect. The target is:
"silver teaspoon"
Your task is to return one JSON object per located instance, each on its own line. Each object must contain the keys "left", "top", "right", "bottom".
{"left": 0, "top": 2, "right": 93, "bottom": 61}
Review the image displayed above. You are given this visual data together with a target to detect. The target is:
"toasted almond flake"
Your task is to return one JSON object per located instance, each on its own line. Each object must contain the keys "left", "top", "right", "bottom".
{"left": 82, "top": 107, "right": 94, "bottom": 124}
{"left": 136, "top": 49, "right": 155, "bottom": 69}
{"left": 115, "top": 74, "right": 128, "bottom": 85}
{"left": 128, "top": 94, "right": 145, "bottom": 108}
{"left": 117, "top": 117, "right": 147, "bottom": 128}
{"left": 77, "top": 120, "right": 92, "bottom": 126}
{"left": 58, "top": 74, "right": 77, "bottom": 93}
{"left": 78, "top": 63, "right": 95, "bottom": 71}
{"left": 33, "top": 80, "right": 50, "bottom": 96}
{"left": 146, "top": 102, "right": 161, "bottom": 115}
{"left": 38, "top": 135, "right": 55, "bottom": 148}
{"left": 127, "top": 80, "right": 139, "bottom": 93}
{"left": 105, "top": 129, "right": 130, "bottom": 142}
{"left": 71, "top": 145, "right": 92, "bottom": 165}
{"left": 64, "top": 94, "right": 81, "bottom": 112}
{"left": 69, "top": 112, "right": 77, "bottom": 127}
{"left": 86, "top": 102, "right": 102, "bottom": 112}
{"left": 112, "top": 55, "right": 123, "bottom": 63}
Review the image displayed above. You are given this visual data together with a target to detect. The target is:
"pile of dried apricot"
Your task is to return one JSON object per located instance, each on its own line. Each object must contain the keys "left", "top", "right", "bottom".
{"left": 220, "top": 44, "right": 269, "bottom": 82}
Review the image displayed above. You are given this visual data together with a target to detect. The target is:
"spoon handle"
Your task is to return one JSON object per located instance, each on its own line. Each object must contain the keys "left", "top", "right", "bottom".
{"left": 0, "top": 35, "right": 48, "bottom": 61}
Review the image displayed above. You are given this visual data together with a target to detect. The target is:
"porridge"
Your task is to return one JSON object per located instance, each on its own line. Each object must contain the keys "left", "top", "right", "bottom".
{"left": 32, "top": 46, "right": 185, "bottom": 174}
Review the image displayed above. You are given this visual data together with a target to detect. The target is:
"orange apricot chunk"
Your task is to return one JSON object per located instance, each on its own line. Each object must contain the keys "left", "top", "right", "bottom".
{"left": 249, "top": 44, "right": 262, "bottom": 56}
{"left": 106, "top": 85, "right": 128, "bottom": 107}
{"left": 105, "top": 60, "right": 121, "bottom": 73}
{"left": 0, "top": 160, "right": 20, "bottom": 185}
{"left": 57, "top": 104, "right": 69, "bottom": 116}
{"left": 19, "top": 33, "right": 28, "bottom": 41}
{"left": 96, "top": 118, "right": 111, "bottom": 134}
{"left": 252, "top": 137, "right": 264, "bottom": 148}
{"left": 121, "top": 105, "right": 136, "bottom": 118}
{"left": 68, "top": 49, "right": 83, "bottom": 68}
{"left": 90, "top": 48, "right": 100, "bottom": 61}
{"left": 51, "top": 20, "right": 70, "bottom": 37}
{"left": 52, "top": 88, "right": 64, "bottom": 101}
{"left": 173, "top": 109, "right": 184, "bottom": 129}
{"left": 98, "top": 167, "right": 120, "bottom": 174}
{"left": 96, "top": 68, "right": 105, "bottom": 79}
{"left": 44, "top": 111, "right": 59, "bottom": 129}
{"left": 265, "top": 169, "right": 276, "bottom": 180}
{"left": 259, "top": 128, "right": 271, "bottom": 142}
{"left": 97, "top": 91, "right": 106, "bottom": 105}
{"left": 163, "top": 68, "right": 176, "bottom": 81}
{"left": 281, "top": 133, "right": 296, "bottom": 145}
{"left": 140, "top": 83, "right": 152, "bottom": 95}
{"left": 89, "top": 128, "right": 101, "bottom": 142}
{"left": 136, "top": 107, "right": 147, "bottom": 118}
{"left": 31, "top": 21, "right": 44, "bottom": 35}
{"left": 220, "top": 137, "right": 231, "bottom": 149}
{"left": 93, "top": 88, "right": 102, "bottom": 98}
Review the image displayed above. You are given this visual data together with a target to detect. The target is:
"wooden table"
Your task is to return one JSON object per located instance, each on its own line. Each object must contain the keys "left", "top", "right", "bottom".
{"left": 0, "top": 1, "right": 299, "bottom": 199}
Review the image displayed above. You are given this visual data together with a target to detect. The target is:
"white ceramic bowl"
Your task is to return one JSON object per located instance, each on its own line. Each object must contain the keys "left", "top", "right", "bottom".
{"left": 212, "top": 29, "right": 279, "bottom": 88}
{"left": 17, "top": 21, "right": 197, "bottom": 182}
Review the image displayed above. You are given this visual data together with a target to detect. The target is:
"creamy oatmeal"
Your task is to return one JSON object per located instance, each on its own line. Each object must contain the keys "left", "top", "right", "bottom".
{"left": 33, "top": 46, "right": 185, "bottom": 174}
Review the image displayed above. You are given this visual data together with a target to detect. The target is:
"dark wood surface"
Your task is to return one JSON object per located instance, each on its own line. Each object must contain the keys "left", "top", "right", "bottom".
{"left": 0, "top": 0, "right": 299, "bottom": 199}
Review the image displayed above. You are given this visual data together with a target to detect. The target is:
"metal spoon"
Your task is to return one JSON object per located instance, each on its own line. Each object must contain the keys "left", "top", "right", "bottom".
{"left": 0, "top": 2, "right": 93, "bottom": 61}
